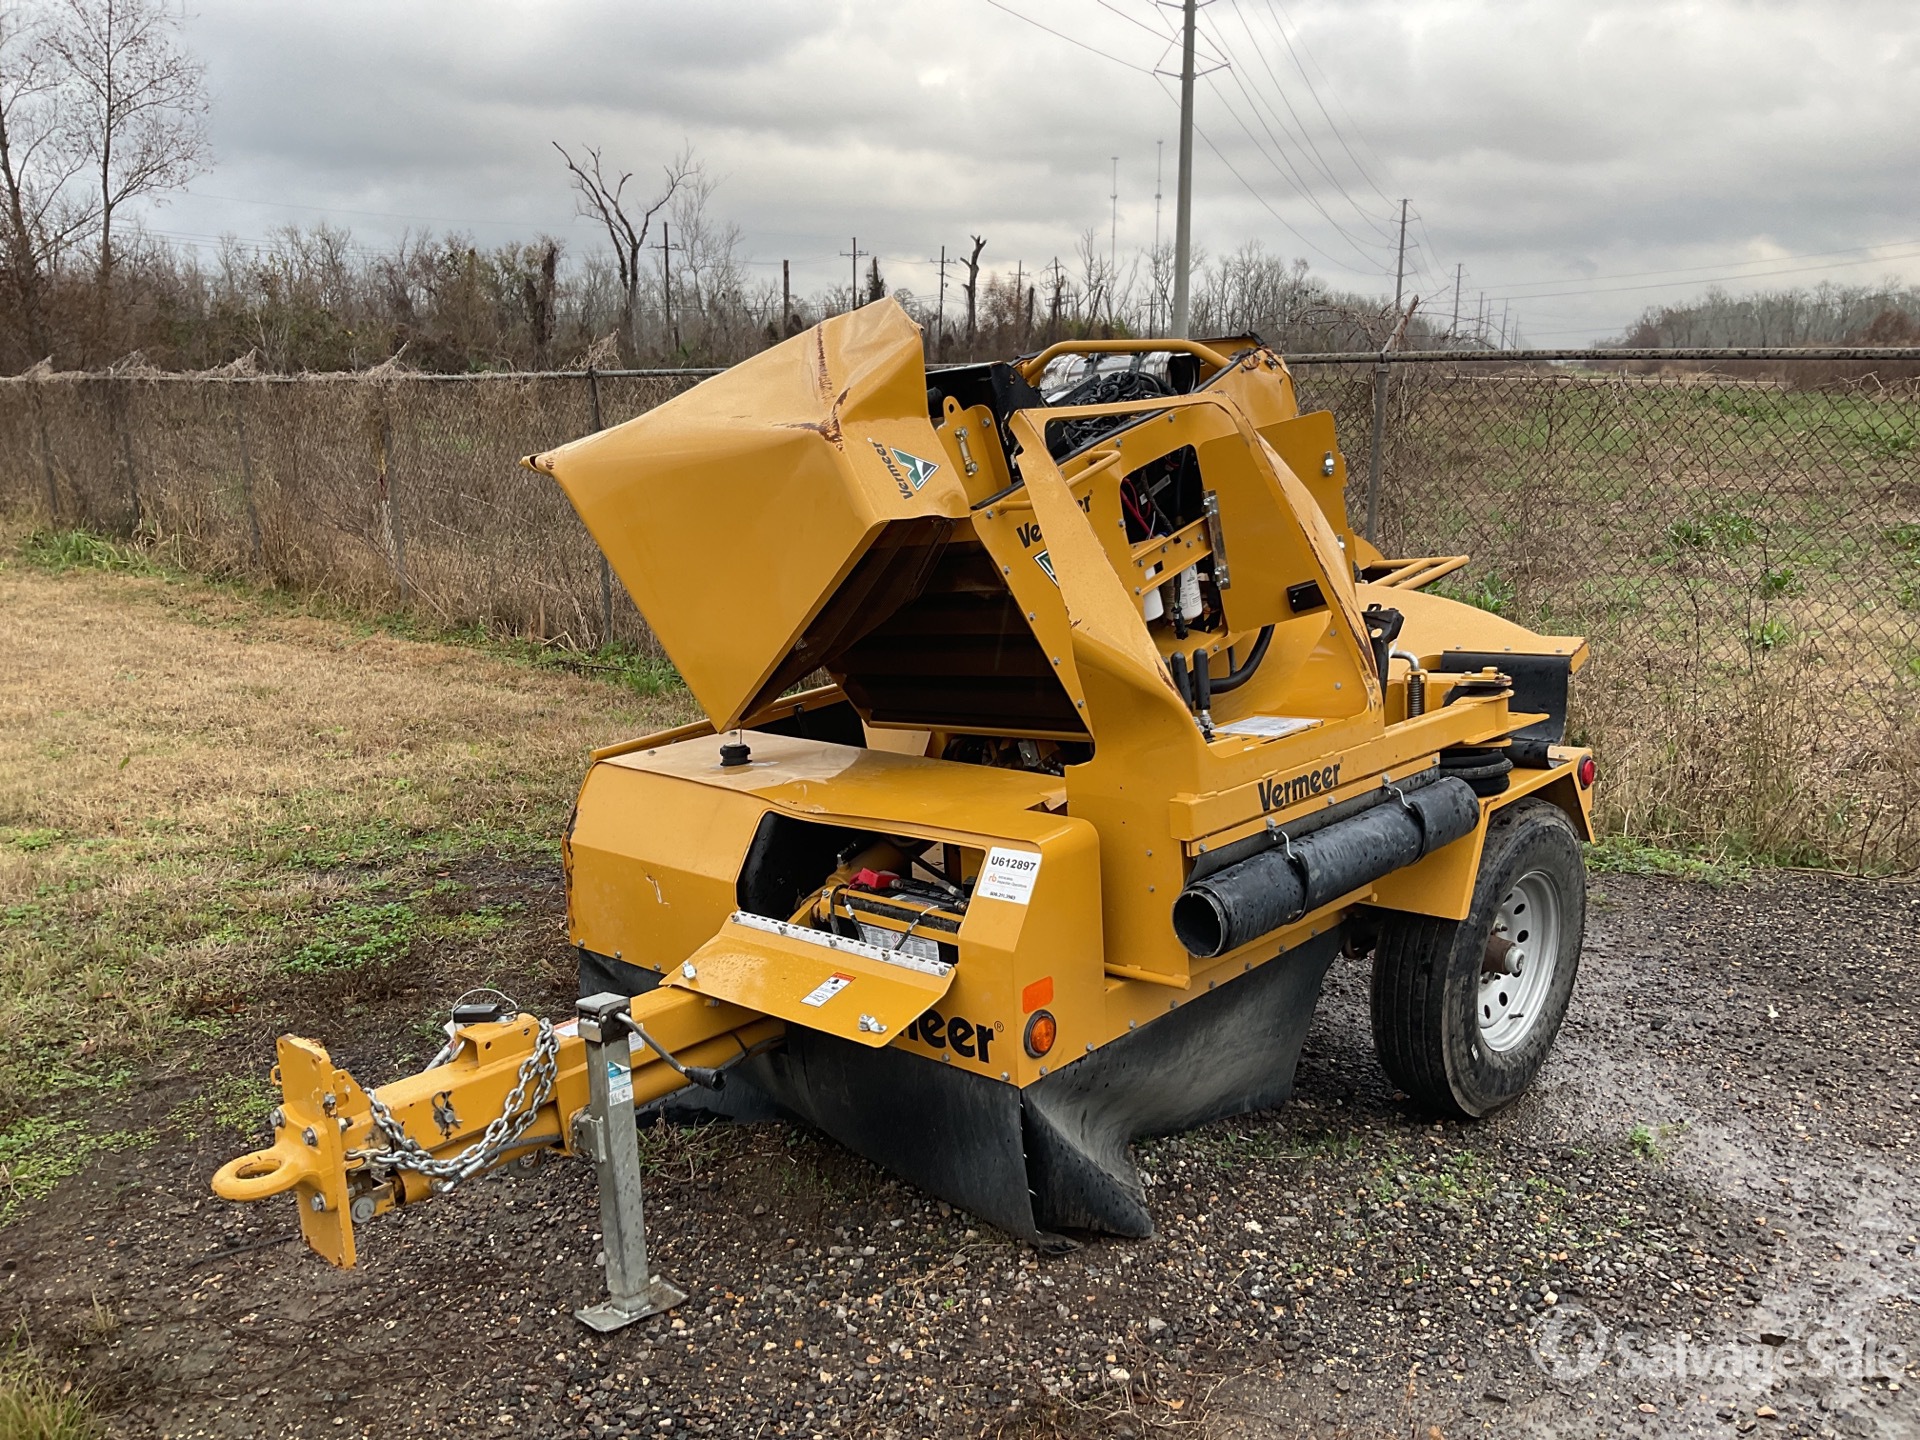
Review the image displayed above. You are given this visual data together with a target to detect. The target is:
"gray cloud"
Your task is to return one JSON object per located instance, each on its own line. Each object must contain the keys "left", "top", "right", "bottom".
{"left": 145, "top": 0, "right": 1920, "bottom": 343}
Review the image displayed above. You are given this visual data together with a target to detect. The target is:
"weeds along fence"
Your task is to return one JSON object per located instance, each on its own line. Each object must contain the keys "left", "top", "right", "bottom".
{"left": 0, "top": 367, "right": 709, "bottom": 648}
{"left": 2, "top": 349, "right": 1918, "bottom": 870}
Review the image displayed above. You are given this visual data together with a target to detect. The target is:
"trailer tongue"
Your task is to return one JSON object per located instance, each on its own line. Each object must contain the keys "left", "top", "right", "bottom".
{"left": 215, "top": 301, "right": 1595, "bottom": 1323}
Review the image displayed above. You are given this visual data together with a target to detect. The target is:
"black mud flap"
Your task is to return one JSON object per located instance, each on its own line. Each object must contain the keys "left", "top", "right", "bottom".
{"left": 744, "top": 1034, "right": 1046, "bottom": 1244}
{"left": 583, "top": 932, "right": 1339, "bottom": 1246}
{"left": 1020, "top": 929, "right": 1338, "bottom": 1237}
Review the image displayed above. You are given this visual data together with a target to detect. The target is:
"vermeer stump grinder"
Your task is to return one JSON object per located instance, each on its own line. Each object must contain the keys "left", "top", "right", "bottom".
{"left": 215, "top": 300, "right": 1596, "bottom": 1327}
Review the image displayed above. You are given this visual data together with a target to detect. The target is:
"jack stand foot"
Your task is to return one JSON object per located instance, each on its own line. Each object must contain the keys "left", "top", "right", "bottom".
{"left": 574, "top": 993, "right": 687, "bottom": 1336}
{"left": 576, "top": 1275, "right": 688, "bottom": 1333}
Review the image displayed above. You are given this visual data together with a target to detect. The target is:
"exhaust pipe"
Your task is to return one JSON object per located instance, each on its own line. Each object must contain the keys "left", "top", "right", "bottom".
{"left": 1171, "top": 776, "right": 1481, "bottom": 959}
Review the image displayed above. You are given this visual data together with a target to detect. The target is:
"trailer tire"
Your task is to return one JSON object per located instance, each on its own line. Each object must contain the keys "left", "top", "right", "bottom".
{"left": 1369, "top": 798, "right": 1584, "bottom": 1119}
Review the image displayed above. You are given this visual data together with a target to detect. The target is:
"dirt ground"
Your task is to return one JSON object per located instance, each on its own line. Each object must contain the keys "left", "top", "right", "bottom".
{"left": 2, "top": 557, "right": 1916, "bottom": 1440}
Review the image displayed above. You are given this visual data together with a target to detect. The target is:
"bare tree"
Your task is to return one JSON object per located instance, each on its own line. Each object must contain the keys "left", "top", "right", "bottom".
{"left": 0, "top": 0, "right": 91, "bottom": 357}
{"left": 47, "top": 0, "right": 207, "bottom": 305}
{"left": 663, "top": 170, "right": 746, "bottom": 361}
{"left": 554, "top": 140, "right": 696, "bottom": 362}
{"left": 520, "top": 238, "right": 559, "bottom": 369}
{"left": 961, "top": 234, "right": 985, "bottom": 351}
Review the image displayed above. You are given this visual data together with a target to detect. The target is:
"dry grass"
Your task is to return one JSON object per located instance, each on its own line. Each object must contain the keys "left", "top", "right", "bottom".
{"left": 0, "top": 1335, "right": 97, "bottom": 1440}
{"left": 0, "top": 540, "right": 695, "bottom": 1133}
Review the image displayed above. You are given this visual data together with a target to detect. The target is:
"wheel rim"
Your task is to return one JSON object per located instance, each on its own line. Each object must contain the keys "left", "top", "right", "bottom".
{"left": 1477, "top": 868, "right": 1562, "bottom": 1053}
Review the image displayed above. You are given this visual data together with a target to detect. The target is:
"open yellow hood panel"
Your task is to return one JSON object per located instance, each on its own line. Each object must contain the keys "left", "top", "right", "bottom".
{"left": 527, "top": 302, "right": 969, "bottom": 730}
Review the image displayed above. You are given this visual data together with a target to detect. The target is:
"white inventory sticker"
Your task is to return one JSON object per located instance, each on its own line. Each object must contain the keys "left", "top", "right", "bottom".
{"left": 607, "top": 1059, "right": 633, "bottom": 1107}
{"left": 978, "top": 847, "right": 1043, "bottom": 904}
{"left": 801, "top": 972, "right": 855, "bottom": 1008}
{"left": 1214, "top": 714, "right": 1320, "bottom": 740}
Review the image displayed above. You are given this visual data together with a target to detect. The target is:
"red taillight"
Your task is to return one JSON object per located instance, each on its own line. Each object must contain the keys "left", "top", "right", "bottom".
{"left": 1577, "top": 755, "right": 1597, "bottom": 789}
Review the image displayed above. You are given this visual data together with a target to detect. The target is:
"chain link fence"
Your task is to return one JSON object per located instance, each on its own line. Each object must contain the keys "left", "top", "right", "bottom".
{"left": 3, "top": 352, "right": 1917, "bottom": 869}
{"left": 0, "top": 368, "right": 708, "bottom": 651}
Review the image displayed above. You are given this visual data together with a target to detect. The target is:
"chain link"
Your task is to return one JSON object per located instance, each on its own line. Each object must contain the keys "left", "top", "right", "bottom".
{"left": 352, "top": 1017, "right": 560, "bottom": 1187}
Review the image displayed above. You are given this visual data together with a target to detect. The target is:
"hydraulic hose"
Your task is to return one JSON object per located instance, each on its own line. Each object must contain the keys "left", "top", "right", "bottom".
{"left": 1207, "top": 626, "right": 1275, "bottom": 696}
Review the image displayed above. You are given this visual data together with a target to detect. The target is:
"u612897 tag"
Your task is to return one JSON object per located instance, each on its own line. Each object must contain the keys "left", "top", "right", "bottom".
{"left": 978, "top": 848, "right": 1042, "bottom": 904}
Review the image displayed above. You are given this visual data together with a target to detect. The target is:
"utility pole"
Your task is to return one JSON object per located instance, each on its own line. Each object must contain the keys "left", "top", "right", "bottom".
{"left": 1153, "top": 139, "right": 1164, "bottom": 335}
{"left": 1365, "top": 197, "right": 1410, "bottom": 543}
{"left": 655, "top": 222, "right": 680, "bottom": 352}
{"left": 782, "top": 259, "right": 791, "bottom": 333}
{"left": 1500, "top": 299, "right": 1511, "bottom": 349}
{"left": 1392, "top": 199, "right": 1408, "bottom": 322}
{"left": 840, "top": 237, "right": 867, "bottom": 313}
{"left": 1171, "top": 0, "right": 1197, "bottom": 337}
{"left": 936, "top": 244, "right": 947, "bottom": 353}
{"left": 1109, "top": 156, "right": 1119, "bottom": 278}
{"left": 1450, "top": 262, "right": 1463, "bottom": 340}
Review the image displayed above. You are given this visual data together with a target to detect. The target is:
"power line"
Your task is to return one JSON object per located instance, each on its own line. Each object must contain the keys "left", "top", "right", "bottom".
{"left": 1214, "top": 0, "right": 1396, "bottom": 245}
{"left": 1259, "top": 0, "right": 1399, "bottom": 211}
{"left": 1198, "top": 72, "right": 1392, "bottom": 273}
{"left": 1153, "top": 74, "right": 1379, "bottom": 280}
{"left": 982, "top": 0, "right": 1158, "bottom": 74}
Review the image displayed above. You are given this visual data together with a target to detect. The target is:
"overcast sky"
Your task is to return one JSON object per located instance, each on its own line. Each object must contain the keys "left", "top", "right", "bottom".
{"left": 147, "top": 0, "right": 1920, "bottom": 344}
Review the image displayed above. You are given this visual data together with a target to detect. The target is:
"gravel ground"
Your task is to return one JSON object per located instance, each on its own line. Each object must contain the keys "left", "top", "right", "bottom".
{"left": 5, "top": 868, "right": 1915, "bottom": 1439}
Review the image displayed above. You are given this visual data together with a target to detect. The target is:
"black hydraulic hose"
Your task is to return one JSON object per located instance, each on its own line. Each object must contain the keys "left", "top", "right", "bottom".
{"left": 1168, "top": 651, "right": 1192, "bottom": 707}
{"left": 1207, "top": 626, "right": 1274, "bottom": 696}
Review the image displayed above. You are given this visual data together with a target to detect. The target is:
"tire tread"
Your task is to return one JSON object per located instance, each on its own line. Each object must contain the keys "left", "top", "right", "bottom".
{"left": 1369, "top": 799, "right": 1581, "bottom": 1120}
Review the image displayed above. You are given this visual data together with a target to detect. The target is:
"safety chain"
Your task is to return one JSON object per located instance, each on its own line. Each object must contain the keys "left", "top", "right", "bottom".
{"left": 352, "top": 1017, "right": 560, "bottom": 1188}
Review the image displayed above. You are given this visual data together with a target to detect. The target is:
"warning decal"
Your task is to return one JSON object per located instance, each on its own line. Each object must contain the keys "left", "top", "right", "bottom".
{"left": 978, "top": 847, "right": 1042, "bottom": 905}
{"left": 801, "top": 972, "right": 856, "bottom": 1007}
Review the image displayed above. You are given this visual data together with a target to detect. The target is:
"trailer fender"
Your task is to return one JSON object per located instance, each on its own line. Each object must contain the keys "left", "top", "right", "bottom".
{"left": 1365, "top": 755, "right": 1594, "bottom": 921}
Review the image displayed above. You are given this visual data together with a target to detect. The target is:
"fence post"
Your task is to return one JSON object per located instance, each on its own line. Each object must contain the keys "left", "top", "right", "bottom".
{"left": 113, "top": 377, "right": 142, "bottom": 529}
{"left": 376, "top": 404, "right": 410, "bottom": 602}
{"left": 1364, "top": 354, "right": 1390, "bottom": 542}
{"left": 588, "top": 367, "right": 613, "bottom": 647}
{"left": 31, "top": 381, "right": 59, "bottom": 521}
{"left": 232, "top": 383, "right": 265, "bottom": 563}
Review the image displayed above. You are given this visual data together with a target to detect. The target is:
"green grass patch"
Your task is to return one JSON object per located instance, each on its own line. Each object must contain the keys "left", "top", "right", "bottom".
{"left": 167, "top": 1072, "right": 279, "bottom": 1142}
{"left": 1586, "top": 834, "right": 1752, "bottom": 885}
{"left": 283, "top": 901, "right": 420, "bottom": 976}
{"left": 17, "top": 529, "right": 158, "bottom": 576}
{"left": 1628, "top": 1120, "right": 1684, "bottom": 1161}
{"left": 1432, "top": 571, "right": 1516, "bottom": 616}
{"left": 1663, "top": 508, "right": 1756, "bottom": 554}
{"left": 0, "top": 1337, "right": 99, "bottom": 1440}
{"left": 0, "top": 1117, "right": 150, "bottom": 1226}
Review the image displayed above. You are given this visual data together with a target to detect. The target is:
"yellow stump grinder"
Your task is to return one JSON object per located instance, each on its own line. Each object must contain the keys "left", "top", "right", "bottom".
{"left": 216, "top": 301, "right": 1595, "bottom": 1328}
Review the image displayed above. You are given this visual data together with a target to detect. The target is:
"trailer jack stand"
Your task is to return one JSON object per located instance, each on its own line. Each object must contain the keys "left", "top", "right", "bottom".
{"left": 573, "top": 992, "right": 688, "bottom": 1332}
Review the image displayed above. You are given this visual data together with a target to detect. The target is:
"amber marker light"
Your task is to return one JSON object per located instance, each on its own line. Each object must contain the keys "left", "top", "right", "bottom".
{"left": 1023, "top": 1010, "right": 1057, "bottom": 1058}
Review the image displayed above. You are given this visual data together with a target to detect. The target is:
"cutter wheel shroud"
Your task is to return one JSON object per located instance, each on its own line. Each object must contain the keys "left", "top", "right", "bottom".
{"left": 213, "top": 301, "right": 1598, "bottom": 1318}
